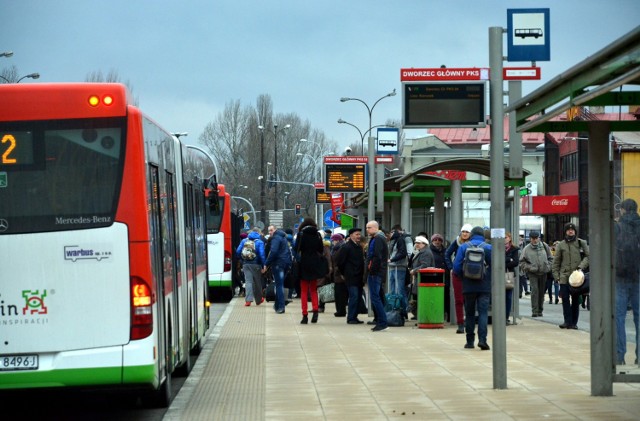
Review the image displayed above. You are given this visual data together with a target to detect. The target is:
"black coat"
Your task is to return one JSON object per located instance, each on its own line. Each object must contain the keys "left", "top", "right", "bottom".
{"left": 335, "top": 239, "right": 365, "bottom": 287}
{"left": 295, "top": 225, "right": 325, "bottom": 280}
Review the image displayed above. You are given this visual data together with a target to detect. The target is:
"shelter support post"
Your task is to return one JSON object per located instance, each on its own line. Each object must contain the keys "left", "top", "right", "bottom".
{"left": 589, "top": 121, "right": 614, "bottom": 396}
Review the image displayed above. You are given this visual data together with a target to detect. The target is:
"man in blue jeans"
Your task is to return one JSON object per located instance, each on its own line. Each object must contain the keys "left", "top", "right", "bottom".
{"left": 614, "top": 198, "right": 640, "bottom": 365}
{"left": 365, "top": 221, "right": 389, "bottom": 332}
{"left": 264, "top": 227, "right": 292, "bottom": 314}
{"left": 453, "top": 226, "right": 492, "bottom": 350}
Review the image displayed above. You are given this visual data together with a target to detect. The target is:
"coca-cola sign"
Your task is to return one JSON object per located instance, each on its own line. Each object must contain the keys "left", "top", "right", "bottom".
{"left": 532, "top": 195, "right": 579, "bottom": 215}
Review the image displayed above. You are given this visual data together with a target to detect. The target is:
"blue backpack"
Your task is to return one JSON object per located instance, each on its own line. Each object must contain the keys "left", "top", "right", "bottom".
{"left": 462, "top": 242, "right": 487, "bottom": 280}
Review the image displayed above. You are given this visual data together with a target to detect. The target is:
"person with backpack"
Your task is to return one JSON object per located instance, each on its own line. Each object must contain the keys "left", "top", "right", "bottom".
{"left": 552, "top": 222, "right": 589, "bottom": 330}
{"left": 614, "top": 198, "right": 640, "bottom": 365}
{"left": 453, "top": 226, "right": 492, "bottom": 351}
{"left": 519, "top": 230, "right": 553, "bottom": 318}
{"left": 264, "top": 225, "right": 292, "bottom": 314}
{"left": 445, "top": 223, "right": 473, "bottom": 334}
{"left": 387, "top": 225, "right": 412, "bottom": 317}
{"left": 235, "top": 227, "right": 267, "bottom": 306}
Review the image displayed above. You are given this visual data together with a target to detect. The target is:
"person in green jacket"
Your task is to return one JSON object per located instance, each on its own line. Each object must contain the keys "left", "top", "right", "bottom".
{"left": 552, "top": 223, "right": 589, "bottom": 329}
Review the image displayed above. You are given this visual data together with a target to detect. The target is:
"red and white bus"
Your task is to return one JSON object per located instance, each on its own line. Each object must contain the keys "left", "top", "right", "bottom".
{"left": 205, "top": 184, "right": 243, "bottom": 301}
{"left": 0, "top": 83, "right": 210, "bottom": 406}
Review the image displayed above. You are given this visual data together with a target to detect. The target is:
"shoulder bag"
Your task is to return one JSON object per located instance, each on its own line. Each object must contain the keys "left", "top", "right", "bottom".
{"left": 505, "top": 272, "right": 515, "bottom": 290}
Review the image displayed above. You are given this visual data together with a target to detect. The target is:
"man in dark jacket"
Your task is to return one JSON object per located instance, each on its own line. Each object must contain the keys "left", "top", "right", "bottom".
{"left": 336, "top": 228, "right": 365, "bottom": 324}
{"left": 264, "top": 227, "right": 292, "bottom": 314}
{"left": 615, "top": 198, "right": 640, "bottom": 365}
{"left": 365, "top": 221, "right": 389, "bottom": 332}
{"left": 453, "top": 226, "right": 492, "bottom": 350}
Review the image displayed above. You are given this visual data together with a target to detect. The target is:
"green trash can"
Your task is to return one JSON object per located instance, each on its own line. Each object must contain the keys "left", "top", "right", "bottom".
{"left": 417, "top": 268, "right": 445, "bottom": 329}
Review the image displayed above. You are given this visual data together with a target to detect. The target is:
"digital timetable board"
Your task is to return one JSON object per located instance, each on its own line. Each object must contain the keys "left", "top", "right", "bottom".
{"left": 315, "top": 189, "right": 331, "bottom": 204}
{"left": 324, "top": 164, "right": 366, "bottom": 193}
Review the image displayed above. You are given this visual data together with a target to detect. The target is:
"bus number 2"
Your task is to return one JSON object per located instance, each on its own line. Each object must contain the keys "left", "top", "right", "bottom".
{"left": 2, "top": 134, "right": 17, "bottom": 164}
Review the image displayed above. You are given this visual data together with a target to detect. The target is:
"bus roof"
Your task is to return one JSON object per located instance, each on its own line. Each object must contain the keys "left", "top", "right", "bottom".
{"left": 0, "top": 83, "right": 130, "bottom": 122}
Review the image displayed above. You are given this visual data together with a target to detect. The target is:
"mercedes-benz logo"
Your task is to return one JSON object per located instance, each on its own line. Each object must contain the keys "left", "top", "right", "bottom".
{"left": 0, "top": 219, "right": 7, "bottom": 232}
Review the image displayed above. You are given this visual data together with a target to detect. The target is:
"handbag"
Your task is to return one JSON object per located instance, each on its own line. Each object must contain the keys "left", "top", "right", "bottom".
{"left": 318, "top": 283, "right": 335, "bottom": 303}
{"left": 505, "top": 272, "right": 515, "bottom": 290}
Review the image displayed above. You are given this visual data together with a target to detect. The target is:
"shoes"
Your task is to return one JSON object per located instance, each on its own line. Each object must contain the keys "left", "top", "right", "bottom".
{"left": 276, "top": 308, "right": 285, "bottom": 314}
{"left": 531, "top": 314, "right": 538, "bottom": 317}
{"left": 334, "top": 312, "right": 346, "bottom": 317}
{"left": 347, "top": 319, "right": 364, "bottom": 324}
{"left": 456, "top": 325, "right": 465, "bottom": 334}
{"left": 478, "top": 342, "right": 490, "bottom": 351}
{"left": 549, "top": 300, "right": 553, "bottom": 304}
{"left": 256, "top": 297, "right": 264, "bottom": 305}
{"left": 559, "top": 323, "right": 569, "bottom": 329}
{"left": 568, "top": 325, "right": 578, "bottom": 330}
{"left": 371, "top": 325, "right": 388, "bottom": 332}
{"left": 300, "top": 315, "right": 308, "bottom": 324}
{"left": 506, "top": 319, "right": 512, "bottom": 325}
{"left": 367, "top": 320, "right": 377, "bottom": 325}
{"left": 525, "top": 292, "right": 531, "bottom": 296}
{"left": 318, "top": 308, "right": 325, "bottom": 313}
{"left": 311, "top": 311, "right": 318, "bottom": 323}
{"left": 555, "top": 298, "right": 559, "bottom": 304}
{"left": 285, "top": 300, "right": 292, "bottom": 306}
{"left": 538, "top": 313, "right": 543, "bottom": 317}
{"left": 464, "top": 343, "right": 474, "bottom": 349}
{"left": 244, "top": 301, "right": 251, "bottom": 307}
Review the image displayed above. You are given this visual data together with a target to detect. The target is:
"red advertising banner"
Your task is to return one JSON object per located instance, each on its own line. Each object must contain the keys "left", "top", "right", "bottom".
{"left": 530, "top": 195, "right": 579, "bottom": 215}
{"left": 330, "top": 193, "right": 344, "bottom": 224}
{"left": 423, "top": 170, "right": 467, "bottom": 180}
{"left": 400, "top": 67, "right": 489, "bottom": 81}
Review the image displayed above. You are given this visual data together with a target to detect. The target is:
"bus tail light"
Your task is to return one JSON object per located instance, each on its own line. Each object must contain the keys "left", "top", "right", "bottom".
{"left": 224, "top": 251, "right": 231, "bottom": 272}
{"left": 131, "top": 276, "right": 153, "bottom": 340}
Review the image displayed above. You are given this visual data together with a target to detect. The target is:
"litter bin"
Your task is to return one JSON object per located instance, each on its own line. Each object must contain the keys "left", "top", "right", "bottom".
{"left": 417, "top": 268, "right": 445, "bottom": 329}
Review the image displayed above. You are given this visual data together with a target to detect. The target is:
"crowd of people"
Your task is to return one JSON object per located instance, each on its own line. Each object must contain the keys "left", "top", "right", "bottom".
{"left": 233, "top": 207, "right": 639, "bottom": 359}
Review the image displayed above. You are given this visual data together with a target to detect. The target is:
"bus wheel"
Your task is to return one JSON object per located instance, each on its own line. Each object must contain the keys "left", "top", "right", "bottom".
{"left": 146, "top": 370, "right": 173, "bottom": 408}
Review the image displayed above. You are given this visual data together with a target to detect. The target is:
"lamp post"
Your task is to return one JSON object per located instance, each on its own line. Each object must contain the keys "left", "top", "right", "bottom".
{"left": 0, "top": 72, "right": 40, "bottom": 84}
{"left": 273, "top": 123, "right": 290, "bottom": 211}
{"left": 340, "top": 89, "right": 396, "bottom": 222}
{"left": 283, "top": 191, "right": 291, "bottom": 210}
{"left": 337, "top": 119, "right": 394, "bottom": 155}
{"left": 258, "top": 126, "right": 267, "bottom": 225}
{"left": 0, "top": 51, "right": 13, "bottom": 58}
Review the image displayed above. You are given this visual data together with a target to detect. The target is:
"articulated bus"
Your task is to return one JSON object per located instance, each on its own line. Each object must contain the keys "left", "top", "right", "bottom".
{"left": 0, "top": 83, "right": 210, "bottom": 406}
{"left": 205, "top": 184, "right": 243, "bottom": 301}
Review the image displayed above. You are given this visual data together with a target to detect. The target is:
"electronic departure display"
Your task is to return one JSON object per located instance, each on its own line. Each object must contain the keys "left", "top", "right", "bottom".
{"left": 315, "top": 189, "right": 331, "bottom": 204}
{"left": 403, "top": 82, "right": 486, "bottom": 128}
{"left": 0, "top": 131, "right": 39, "bottom": 168}
{"left": 325, "top": 164, "right": 366, "bottom": 193}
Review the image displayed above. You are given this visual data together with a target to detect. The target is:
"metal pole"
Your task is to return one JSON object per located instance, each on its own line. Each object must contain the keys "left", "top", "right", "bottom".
{"left": 367, "top": 134, "right": 375, "bottom": 223}
{"left": 232, "top": 196, "right": 257, "bottom": 224}
{"left": 274, "top": 124, "right": 279, "bottom": 211}
{"left": 260, "top": 129, "right": 266, "bottom": 225}
{"left": 489, "top": 26, "right": 507, "bottom": 390}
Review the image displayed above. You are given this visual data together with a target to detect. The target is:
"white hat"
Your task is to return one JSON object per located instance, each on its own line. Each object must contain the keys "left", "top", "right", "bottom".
{"left": 414, "top": 235, "right": 429, "bottom": 245}
{"left": 569, "top": 270, "right": 584, "bottom": 287}
{"left": 461, "top": 224, "right": 473, "bottom": 233}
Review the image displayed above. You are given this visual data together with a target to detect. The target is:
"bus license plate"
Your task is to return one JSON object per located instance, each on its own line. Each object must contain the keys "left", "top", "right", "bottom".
{"left": 0, "top": 354, "right": 39, "bottom": 371}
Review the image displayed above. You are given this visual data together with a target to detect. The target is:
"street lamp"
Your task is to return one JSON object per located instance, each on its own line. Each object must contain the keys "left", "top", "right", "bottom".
{"left": 258, "top": 126, "right": 267, "bottom": 225}
{"left": 339, "top": 89, "right": 396, "bottom": 222}
{"left": 273, "top": 123, "right": 290, "bottom": 211}
{"left": 283, "top": 191, "right": 291, "bottom": 209}
{"left": 0, "top": 72, "right": 40, "bottom": 84}
{"left": 0, "top": 52, "right": 13, "bottom": 58}
{"left": 337, "top": 119, "right": 395, "bottom": 155}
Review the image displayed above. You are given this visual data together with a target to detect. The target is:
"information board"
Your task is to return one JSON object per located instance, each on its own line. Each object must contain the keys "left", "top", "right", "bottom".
{"left": 403, "top": 82, "right": 487, "bottom": 128}
{"left": 315, "top": 189, "right": 331, "bottom": 204}
{"left": 324, "top": 164, "right": 366, "bottom": 193}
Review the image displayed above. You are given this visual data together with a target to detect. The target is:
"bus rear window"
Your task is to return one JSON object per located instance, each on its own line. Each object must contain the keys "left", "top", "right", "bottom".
{"left": 0, "top": 118, "right": 125, "bottom": 234}
{"left": 206, "top": 195, "right": 224, "bottom": 234}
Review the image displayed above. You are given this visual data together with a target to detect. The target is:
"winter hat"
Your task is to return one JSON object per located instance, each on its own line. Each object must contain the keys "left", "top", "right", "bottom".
{"left": 330, "top": 233, "right": 344, "bottom": 242}
{"left": 240, "top": 232, "right": 248, "bottom": 239}
{"left": 470, "top": 226, "right": 485, "bottom": 237}
{"left": 461, "top": 223, "right": 473, "bottom": 233}
{"left": 564, "top": 223, "right": 577, "bottom": 233}
{"left": 414, "top": 235, "right": 429, "bottom": 245}
{"left": 431, "top": 233, "right": 444, "bottom": 242}
{"left": 529, "top": 230, "right": 540, "bottom": 238}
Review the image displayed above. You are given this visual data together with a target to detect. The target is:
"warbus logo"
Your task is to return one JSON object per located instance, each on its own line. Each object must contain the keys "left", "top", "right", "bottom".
{"left": 551, "top": 199, "right": 569, "bottom": 206}
{"left": 0, "top": 219, "right": 8, "bottom": 232}
{"left": 22, "top": 289, "right": 48, "bottom": 315}
{"left": 64, "top": 244, "right": 113, "bottom": 262}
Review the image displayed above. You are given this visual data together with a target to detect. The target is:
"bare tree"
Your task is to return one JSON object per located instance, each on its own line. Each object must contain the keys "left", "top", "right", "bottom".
{"left": 0, "top": 65, "right": 19, "bottom": 83}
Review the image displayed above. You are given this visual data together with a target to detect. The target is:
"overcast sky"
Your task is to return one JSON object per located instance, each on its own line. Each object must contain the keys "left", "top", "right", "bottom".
{"left": 3, "top": 1, "right": 639, "bottom": 150}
